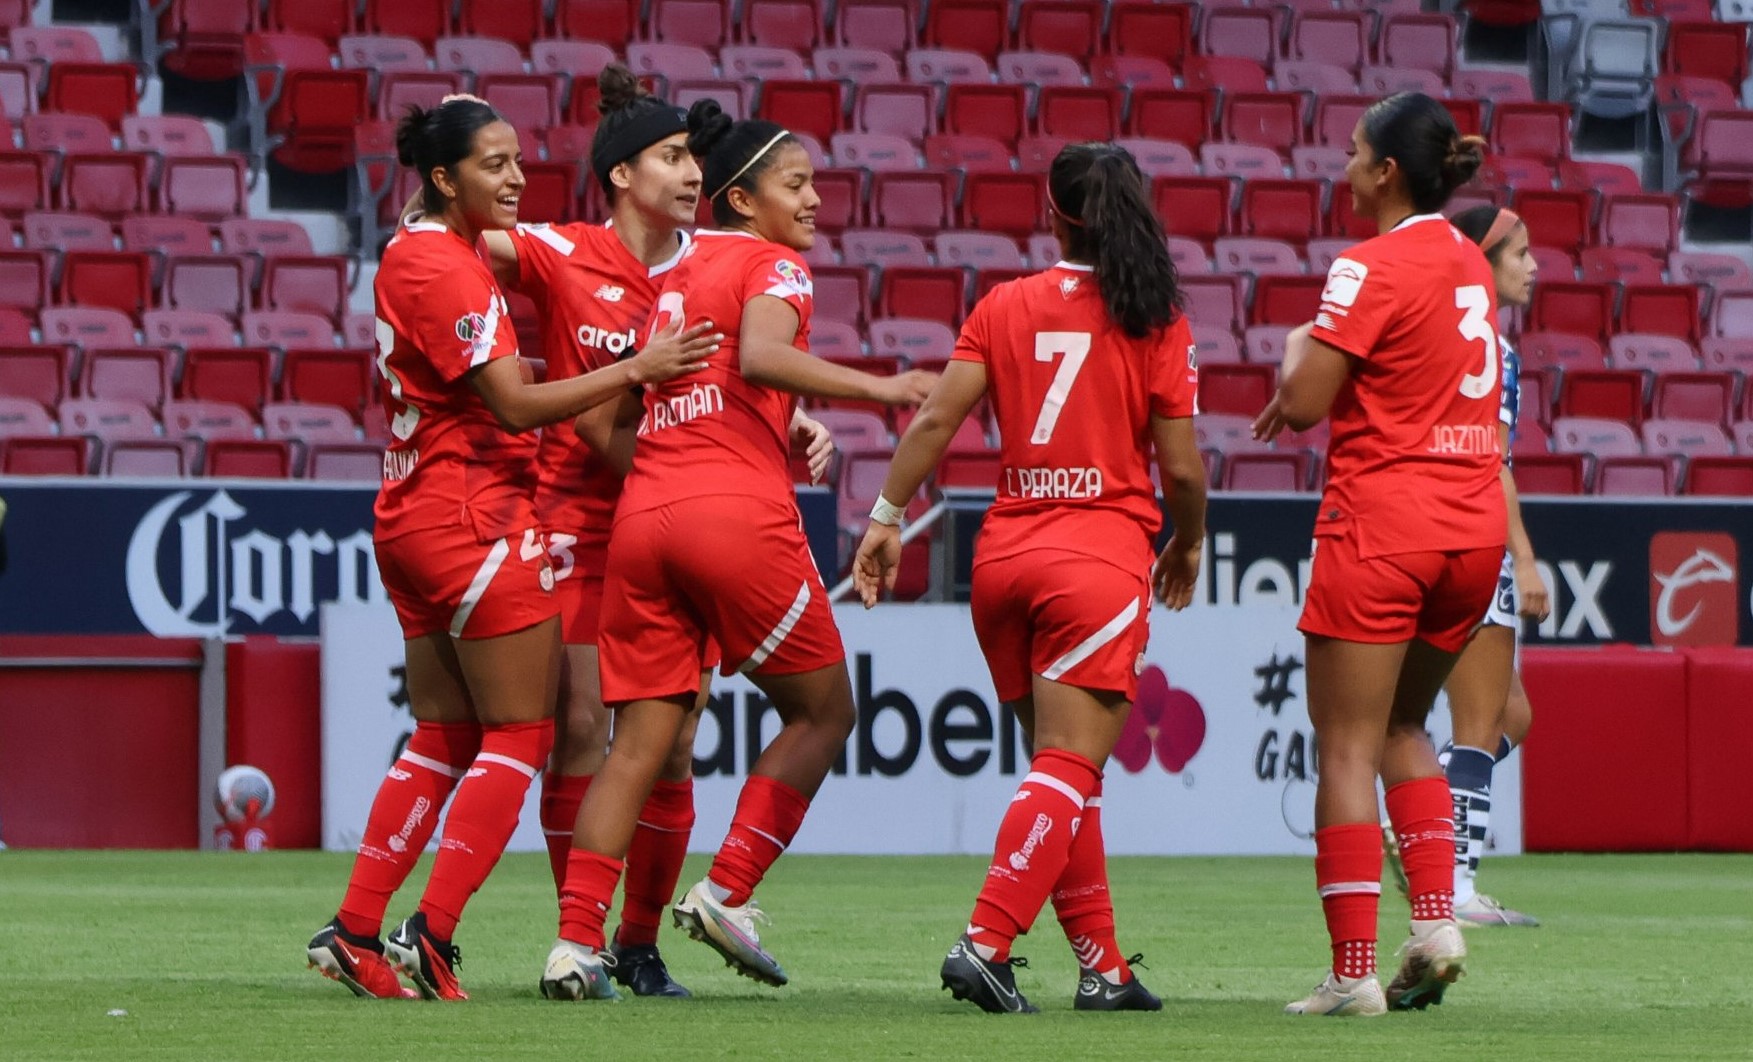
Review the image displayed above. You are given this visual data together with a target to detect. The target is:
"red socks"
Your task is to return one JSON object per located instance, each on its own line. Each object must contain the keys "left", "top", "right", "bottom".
{"left": 1315, "top": 823, "right": 1383, "bottom": 979}
{"left": 1318, "top": 823, "right": 1381, "bottom": 981}
{"left": 338, "top": 720, "right": 481, "bottom": 939}
{"left": 558, "top": 848, "right": 625, "bottom": 950}
{"left": 707, "top": 775, "right": 810, "bottom": 906}
{"left": 970, "top": 748, "right": 1102, "bottom": 962}
{"left": 1386, "top": 776, "right": 1456, "bottom": 922}
{"left": 539, "top": 772, "right": 592, "bottom": 894}
{"left": 416, "top": 719, "right": 554, "bottom": 941}
{"left": 617, "top": 778, "right": 696, "bottom": 948}
{"left": 1049, "top": 778, "right": 1130, "bottom": 982}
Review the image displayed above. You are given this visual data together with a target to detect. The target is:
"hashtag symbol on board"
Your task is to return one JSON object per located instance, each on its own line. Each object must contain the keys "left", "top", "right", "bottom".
{"left": 1252, "top": 652, "right": 1303, "bottom": 717}
{"left": 389, "top": 665, "right": 411, "bottom": 715}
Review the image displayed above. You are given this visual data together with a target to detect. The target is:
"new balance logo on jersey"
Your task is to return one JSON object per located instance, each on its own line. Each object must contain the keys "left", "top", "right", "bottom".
{"left": 593, "top": 285, "right": 625, "bottom": 302}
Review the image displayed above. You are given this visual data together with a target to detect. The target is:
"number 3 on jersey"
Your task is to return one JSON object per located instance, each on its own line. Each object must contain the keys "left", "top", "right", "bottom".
{"left": 1455, "top": 285, "right": 1499, "bottom": 400}
{"left": 1030, "top": 331, "right": 1092, "bottom": 444}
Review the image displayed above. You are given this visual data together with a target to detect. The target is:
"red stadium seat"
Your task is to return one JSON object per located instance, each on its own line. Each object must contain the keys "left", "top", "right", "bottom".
{"left": 434, "top": 36, "right": 525, "bottom": 77}
{"left": 1182, "top": 56, "right": 1269, "bottom": 96}
{"left": 362, "top": 0, "right": 449, "bottom": 47}
{"left": 1492, "top": 103, "right": 1571, "bottom": 166}
{"left": 1595, "top": 455, "right": 1674, "bottom": 496}
{"left": 741, "top": 0, "right": 823, "bottom": 50}
{"left": 1090, "top": 55, "right": 1177, "bottom": 92}
{"left": 1251, "top": 275, "right": 1325, "bottom": 327}
{"left": 1663, "top": 21, "right": 1749, "bottom": 93}
{"left": 60, "top": 153, "right": 151, "bottom": 219}
{"left": 1579, "top": 247, "right": 1664, "bottom": 287}
{"left": 877, "top": 266, "right": 968, "bottom": 327}
{"left": 1669, "top": 252, "right": 1752, "bottom": 290}
{"left": 164, "top": 398, "right": 258, "bottom": 440}
{"left": 1621, "top": 284, "right": 1702, "bottom": 344}
{"left": 0, "top": 345, "right": 71, "bottom": 407}
{"left": 123, "top": 114, "right": 220, "bottom": 156}
{"left": 1640, "top": 417, "right": 1731, "bottom": 458}
{"left": 1715, "top": 290, "right": 1753, "bottom": 339}
{"left": 242, "top": 311, "right": 336, "bottom": 351}
{"left": 1552, "top": 414, "right": 1642, "bottom": 456}
{"left": 1126, "top": 88, "right": 1212, "bottom": 148}
{"left": 1359, "top": 65, "right": 1445, "bottom": 99}
{"left": 759, "top": 80, "right": 844, "bottom": 144}
{"left": 1152, "top": 177, "right": 1233, "bottom": 247}
{"left": 143, "top": 309, "right": 234, "bottom": 350}
{"left": 841, "top": 229, "right": 930, "bottom": 268}
{"left": 265, "top": 0, "right": 353, "bottom": 42}
{"left": 458, "top": 0, "right": 542, "bottom": 49}
{"left": 1598, "top": 194, "right": 1678, "bottom": 255}
{"left": 1036, "top": 87, "right": 1121, "bottom": 141}
{"left": 1513, "top": 189, "right": 1592, "bottom": 255}
{"left": 265, "top": 401, "right": 363, "bottom": 445}
{"left": 59, "top": 251, "right": 152, "bottom": 320}
{"left": 855, "top": 84, "right": 935, "bottom": 142}
{"left": 337, "top": 33, "right": 430, "bottom": 71}
{"left": 123, "top": 215, "right": 214, "bottom": 257}
{"left": 556, "top": 0, "right": 638, "bottom": 48}
{"left": 1105, "top": 0, "right": 1191, "bottom": 68}
{"left": 1222, "top": 451, "right": 1312, "bottom": 492}
{"left": 1198, "top": 363, "right": 1274, "bottom": 417}
{"left": 204, "top": 438, "right": 292, "bottom": 478}
{"left": 1608, "top": 333, "right": 1701, "bottom": 374}
{"left": 1556, "top": 159, "right": 1643, "bottom": 198}
{"left": 1528, "top": 282, "right": 1615, "bottom": 342}
{"left": 934, "top": 231, "right": 1025, "bottom": 271}
{"left": 1702, "top": 338, "right": 1753, "bottom": 375}
{"left": 0, "top": 395, "right": 52, "bottom": 438}
{"left": 813, "top": 46, "right": 901, "bottom": 82}
{"left": 830, "top": 133, "right": 919, "bottom": 172}
{"left": 307, "top": 442, "right": 386, "bottom": 481}
{"left": 1651, "top": 372, "right": 1735, "bottom": 428}
{"left": 1015, "top": 0, "right": 1102, "bottom": 58}
{"left": 810, "top": 265, "right": 872, "bottom": 329}
{"left": 104, "top": 439, "right": 194, "bottom": 477}
{"left": 1512, "top": 453, "right": 1585, "bottom": 494}
{"left": 1220, "top": 92, "right": 1304, "bottom": 153}
{"left": 809, "top": 168, "right": 867, "bottom": 233}
{"left": 1201, "top": 7, "right": 1277, "bottom": 68}
{"left": 0, "top": 249, "right": 49, "bottom": 319}
{"left": 1377, "top": 13, "right": 1456, "bottom": 82}
{"left": 21, "top": 112, "right": 114, "bottom": 155}
{"left": 220, "top": 219, "right": 315, "bottom": 258}
{"left": 46, "top": 63, "right": 140, "bottom": 130}
{"left": 12, "top": 25, "right": 105, "bottom": 65}
{"left": 721, "top": 45, "right": 811, "bottom": 80}
{"left": 869, "top": 172, "right": 955, "bottom": 234}
{"left": 81, "top": 346, "right": 173, "bottom": 408}
{"left": 1, "top": 435, "right": 89, "bottom": 475}
{"left": 261, "top": 256, "right": 348, "bottom": 325}
{"left": 21, "top": 210, "right": 113, "bottom": 252}
{"left": 1180, "top": 274, "right": 1246, "bottom": 335}
{"left": 1558, "top": 370, "right": 1646, "bottom": 427}
{"left": 246, "top": 34, "right": 371, "bottom": 173}
{"left": 160, "top": 155, "right": 246, "bottom": 220}
{"left": 809, "top": 319, "right": 863, "bottom": 357}
{"left": 832, "top": 0, "right": 916, "bottom": 57}
{"left": 646, "top": 0, "right": 732, "bottom": 50}
{"left": 922, "top": 133, "right": 1011, "bottom": 173}
{"left": 532, "top": 41, "right": 616, "bottom": 81}
{"left": 180, "top": 347, "right": 273, "bottom": 414}
{"left": 924, "top": 0, "right": 1009, "bottom": 62}
{"left": 156, "top": 0, "right": 253, "bottom": 80}
{"left": 478, "top": 74, "right": 563, "bottom": 131}
{"left": 1313, "top": 95, "right": 1373, "bottom": 149}
{"left": 1685, "top": 456, "right": 1753, "bottom": 496}
{"left": 960, "top": 172, "right": 1046, "bottom": 238}
{"left": 40, "top": 306, "right": 132, "bottom": 348}
{"left": 870, "top": 318, "right": 957, "bottom": 362}
{"left": 0, "top": 150, "right": 51, "bottom": 218}
{"left": 1119, "top": 137, "right": 1198, "bottom": 178}
{"left": 911, "top": 49, "right": 997, "bottom": 84}
{"left": 944, "top": 84, "right": 1026, "bottom": 146}
{"left": 1215, "top": 236, "right": 1299, "bottom": 276}
{"left": 1240, "top": 179, "right": 1322, "bottom": 245}
{"left": 1290, "top": 11, "right": 1368, "bottom": 74}
{"left": 163, "top": 254, "right": 250, "bottom": 321}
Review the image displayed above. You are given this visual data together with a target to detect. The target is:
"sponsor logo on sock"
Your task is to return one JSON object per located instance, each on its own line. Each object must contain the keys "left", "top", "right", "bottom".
{"left": 385, "top": 796, "right": 431, "bottom": 854}
{"left": 1007, "top": 813, "right": 1053, "bottom": 871}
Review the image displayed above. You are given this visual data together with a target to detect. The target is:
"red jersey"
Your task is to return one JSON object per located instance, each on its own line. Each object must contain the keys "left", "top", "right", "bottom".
{"left": 954, "top": 262, "right": 1199, "bottom": 569}
{"left": 617, "top": 229, "right": 813, "bottom": 517}
{"left": 507, "top": 221, "right": 687, "bottom": 549}
{"left": 372, "top": 219, "right": 537, "bottom": 544}
{"left": 1309, "top": 213, "right": 1507, "bottom": 558}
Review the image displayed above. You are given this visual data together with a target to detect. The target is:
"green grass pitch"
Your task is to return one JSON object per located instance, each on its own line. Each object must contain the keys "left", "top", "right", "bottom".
{"left": 4, "top": 851, "right": 1749, "bottom": 1061}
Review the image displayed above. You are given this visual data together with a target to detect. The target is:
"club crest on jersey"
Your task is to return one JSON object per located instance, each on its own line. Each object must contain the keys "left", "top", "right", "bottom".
{"left": 454, "top": 312, "right": 488, "bottom": 343}
{"left": 769, "top": 258, "right": 813, "bottom": 297}
{"left": 1321, "top": 258, "right": 1369, "bottom": 308}
{"left": 1059, "top": 276, "right": 1080, "bottom": 299}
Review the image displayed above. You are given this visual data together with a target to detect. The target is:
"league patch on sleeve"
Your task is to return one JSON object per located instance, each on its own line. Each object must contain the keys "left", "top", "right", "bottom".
{"left": 766, "top": 258, "right": 813, "bottom": 299}
{"left": 1320, "top": 257, "right": 1369, "bottom": 309}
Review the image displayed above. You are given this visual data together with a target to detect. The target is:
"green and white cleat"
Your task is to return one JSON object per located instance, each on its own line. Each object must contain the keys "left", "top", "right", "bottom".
{"left": 1385, "top": 921, "right": 1467, "bottom": 1010}
{"left": 539, "top": 940, "right": 620, "bottom": 1001}
{"left": 1455, "top": 893, "right": 1540, "bottom": 927}
{"left": 1284, "top": 972, "right": 1387, "bottom": 1017}
{"left": 672, "top": 880, "right": 788, "bottom": 987}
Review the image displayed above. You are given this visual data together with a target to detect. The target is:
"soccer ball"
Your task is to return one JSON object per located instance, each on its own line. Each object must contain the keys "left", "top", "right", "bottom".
{"left": 215, "top": 765, "right": 276, "bottom": 824}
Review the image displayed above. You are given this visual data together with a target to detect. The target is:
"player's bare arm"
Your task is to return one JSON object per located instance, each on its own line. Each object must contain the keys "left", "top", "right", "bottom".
{"left": 739, "top": 296, "right": 937, "bottom": 404}
{"left": 1149, "top": 413, "right": 1206, "bottom": 611}
{"left": 1255, "top": 324, "right": 1355, "bottom": 438}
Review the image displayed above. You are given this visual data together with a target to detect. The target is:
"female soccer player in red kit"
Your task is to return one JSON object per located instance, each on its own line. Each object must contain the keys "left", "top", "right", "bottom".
{"left": 1253, "top": 92, "right": 1504, "bottom": 1016}
{"left": 304, "top": 96, "right": 712, "bottom": 1002}
{"left": 540, "top": 99, "right": 935, "bottom": 1000}
{"left": 852, "top": 143, "right": 1206, "bottom": 1014}
{"left": 474, "top": 67, "right": 830, "bottom": 998}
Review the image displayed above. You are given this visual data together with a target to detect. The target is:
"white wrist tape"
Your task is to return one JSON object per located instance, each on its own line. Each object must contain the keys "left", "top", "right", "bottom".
{"left": 869, "top": 494, "right": 906, "bottom": 527}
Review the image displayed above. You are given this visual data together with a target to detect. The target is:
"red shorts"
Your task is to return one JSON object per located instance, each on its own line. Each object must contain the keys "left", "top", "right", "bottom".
{"left": 971, "top": 548, "right": 1152, "bottom": 703}
{"left": 545, "top": 531, "right": 610, "bottom": 645}
{"left": 598, "top": 494, "right": 842, "bottom": 703}
{"left": 376, "top": 524, "right": 558, "bottom": 640}
{"left": 1298, "top": 527, "right": 1501, "bottom": 653}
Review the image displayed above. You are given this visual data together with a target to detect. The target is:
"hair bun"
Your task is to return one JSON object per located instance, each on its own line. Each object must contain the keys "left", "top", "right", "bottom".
{"left": 597, "top": 64, "right": 648, "bottom": 116}
{"left": 394, "top": 104, "right": 432, "bottom": 167}
{"left": 685, "top": 98, "right": 734, "bottom": 158}
{"left": 1442, "top": 134, "right": 1486, "bottom": 190}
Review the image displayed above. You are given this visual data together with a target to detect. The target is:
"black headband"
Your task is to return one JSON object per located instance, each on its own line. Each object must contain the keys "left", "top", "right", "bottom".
{"left": 591, "top": 104, "right": 688, "bottom": 190}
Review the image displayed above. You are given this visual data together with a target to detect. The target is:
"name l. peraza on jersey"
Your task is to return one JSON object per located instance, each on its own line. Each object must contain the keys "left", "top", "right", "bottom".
{"left": 1006, "top": 465, "right": 1105, "bottom": 500}
{"left": 638, "top": 382, "right": 725, "bottom": 435}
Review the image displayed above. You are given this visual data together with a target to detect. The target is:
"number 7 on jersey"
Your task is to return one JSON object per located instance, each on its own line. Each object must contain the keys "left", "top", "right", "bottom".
{"left": 1030, "top": 331, "right": 1092, "bottom": 444}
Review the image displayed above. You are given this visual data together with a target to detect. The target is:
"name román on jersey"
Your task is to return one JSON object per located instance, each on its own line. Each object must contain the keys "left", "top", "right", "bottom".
{"left": 506, "top": 222, "right": 687, "bottom": 550}
{"left": 371, "top": 220, "right": 538, "bottom": 544}
{"left": 1308, "top": 214, "right": 1507, "bottom": 559}
{"left": 954, "top": 262, "right": 1200, "bottom": 569}
{"left": 616, "top": 229, "right": 814, "bottom": 518}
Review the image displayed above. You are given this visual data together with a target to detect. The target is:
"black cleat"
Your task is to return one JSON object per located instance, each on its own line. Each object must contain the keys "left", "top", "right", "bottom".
{"left": 609, "top": 941, "right": 692, "bottom": 998}
{"left": 940, "top": 934, "right": 1038, "bottom": 1014}
{"left": 386, "top": 912, "right": 467, "bottom": 1001}
{"left": 1074, "top": 955, "right": 1163, "bottom": 1012}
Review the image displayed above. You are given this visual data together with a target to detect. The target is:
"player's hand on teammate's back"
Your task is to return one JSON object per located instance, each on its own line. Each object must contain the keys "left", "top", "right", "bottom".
{"left": 1514, "top": 556, "right": 1551, "bottom": 622}
{"left": 791, "top": 413, "right": 835, "bottom": 484}
{"left": 1151, "top": 534, "right": 1202, "bottom": 611}
{"left": 852, "top": 523, "right": 903, "bottom": 608}
{"left": 879, "top": 369, "right": 939, "bottom": 407}
{"left": 1251, "top": 394, "right": 1288, "bottom": 442}
{"left": 627, "top": 318, "right": 721, "bottom": 385}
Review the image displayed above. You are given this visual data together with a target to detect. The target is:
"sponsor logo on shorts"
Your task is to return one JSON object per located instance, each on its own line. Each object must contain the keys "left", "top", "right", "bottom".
{"left": 1649, "top": 532, "right": 1739, "bottom": 647}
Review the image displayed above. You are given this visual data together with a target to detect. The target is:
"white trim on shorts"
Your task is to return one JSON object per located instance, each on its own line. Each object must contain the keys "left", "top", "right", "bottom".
{"left": 450, "top": 537, "right": 511, "bottom": 637}
{"left": 739, "top": 580, "right": 812, "bottom": 673}
{"left": 1041, "top": 597, "right": 1142, "bottom": 682}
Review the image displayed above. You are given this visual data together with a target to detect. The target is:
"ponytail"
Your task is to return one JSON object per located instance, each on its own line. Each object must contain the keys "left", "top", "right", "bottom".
{"left": 1049, "top": 144, "right": 1180, "bottom": 339}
